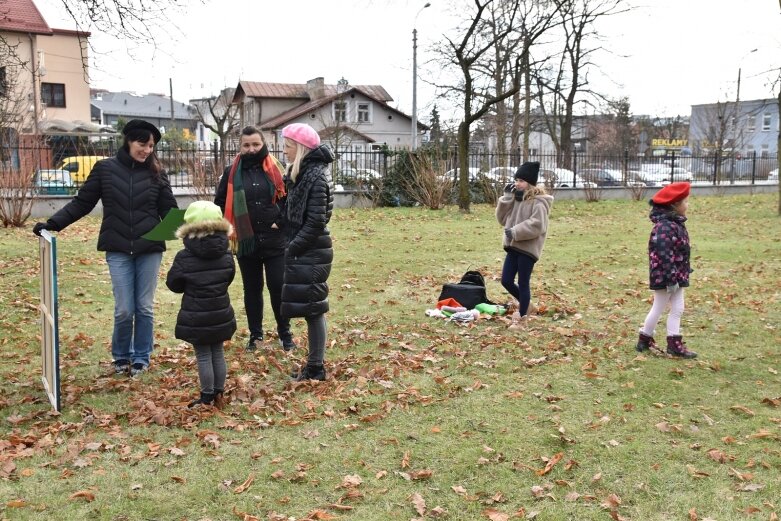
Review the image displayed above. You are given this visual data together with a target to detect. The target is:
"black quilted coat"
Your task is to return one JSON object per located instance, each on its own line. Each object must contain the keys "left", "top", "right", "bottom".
{"left": 214, "top": 147, "right": 287, "bottom": 257}
{"left": 280, "top": 145, "right": 335, "bottom": 319}
{"left": 46, "top": 147, "right": 178, "bottom": 255}
{"left": 165, "top": 219, "right": 237, "bottom": 345}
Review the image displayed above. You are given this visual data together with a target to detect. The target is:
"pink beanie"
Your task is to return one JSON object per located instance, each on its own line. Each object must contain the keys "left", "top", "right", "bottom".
{"left": 282, "top": 123, "right": 321, "bottom": 149}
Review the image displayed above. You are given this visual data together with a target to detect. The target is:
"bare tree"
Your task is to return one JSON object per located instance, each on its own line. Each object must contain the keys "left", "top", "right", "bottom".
{"left": 536, "top": 0, "right": 628, "bottom": 169}
{"left": 433, "top": 0, "right": 558, "bottom": 211}
{"left": 191, "top": 87, "right": 239, "bottom": 168}
{"left": 476, "top": 1, "right": 558, "bottom": 166}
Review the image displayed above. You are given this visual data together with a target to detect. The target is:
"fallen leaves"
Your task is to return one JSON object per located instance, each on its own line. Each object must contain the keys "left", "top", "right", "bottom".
{"left": 233, "top": 473, "right": 255, "bottom": 494}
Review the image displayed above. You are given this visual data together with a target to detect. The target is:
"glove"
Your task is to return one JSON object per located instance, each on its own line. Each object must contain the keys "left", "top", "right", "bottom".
{"left": 666, "top": 283, "right": 679, "bottom": 293}
{"left": 33, "top": 222, "right": 50, "bottom": 237}
{"left": 503, "top": 183, "right": 515, "bottom": 194}
{"left": 504, "top": 228, "right": 513, "bottom": 240}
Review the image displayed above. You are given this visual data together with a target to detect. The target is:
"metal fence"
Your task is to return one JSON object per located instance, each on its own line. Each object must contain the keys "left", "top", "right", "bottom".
{"left": 2, "top": 136, "right": 778, "bottom": 195}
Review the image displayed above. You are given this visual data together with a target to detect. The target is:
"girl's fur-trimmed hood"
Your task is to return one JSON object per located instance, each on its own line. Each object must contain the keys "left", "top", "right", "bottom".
{"left": 175, "top": 218, "right": 232, "bottom": 239}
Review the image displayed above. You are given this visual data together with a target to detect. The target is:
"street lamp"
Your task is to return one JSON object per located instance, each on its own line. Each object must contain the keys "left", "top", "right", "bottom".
{"left": 411, "top": 2, "right": 431, "bottom": 150}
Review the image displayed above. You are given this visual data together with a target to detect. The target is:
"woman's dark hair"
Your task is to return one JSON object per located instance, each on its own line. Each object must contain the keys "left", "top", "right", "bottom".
{"left": 241, "top": 126, "right": 262, "bottom": 138}
{"left": 122, "top": 129, "right": 161, "bottom": 178}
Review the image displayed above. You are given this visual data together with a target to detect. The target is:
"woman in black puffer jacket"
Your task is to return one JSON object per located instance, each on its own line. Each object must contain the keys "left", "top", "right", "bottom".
{"left": 166, "top": 201, "right": 236, "bottom": 407}
{"left": 32, "top": 120, "right": 178, "bottom": 377}
{"left": 280, "top": 123, "right": 334, "bottom": 381}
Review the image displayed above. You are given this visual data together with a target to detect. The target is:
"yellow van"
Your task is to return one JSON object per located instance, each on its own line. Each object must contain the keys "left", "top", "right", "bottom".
{"left": 57, "top": 155, "right": 108, "bottom": 183}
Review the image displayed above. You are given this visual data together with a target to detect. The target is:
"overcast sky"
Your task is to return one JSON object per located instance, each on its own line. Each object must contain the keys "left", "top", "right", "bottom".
{"left": 36, "top": 0, "right": 781, "bottom": 123}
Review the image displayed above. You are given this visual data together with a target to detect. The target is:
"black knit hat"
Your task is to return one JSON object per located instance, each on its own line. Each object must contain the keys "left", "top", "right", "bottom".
{"left": 515, "top": 161, "right": 540, "bottom": 186}
{"left": 122, "top": 119, "right": 161, "bottom": 143}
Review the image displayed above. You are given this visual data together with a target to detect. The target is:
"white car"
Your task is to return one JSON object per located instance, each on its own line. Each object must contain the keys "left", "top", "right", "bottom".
{"left": 485, "top": 166, "right": 518, "bottom": 183}
{"left": 541, "top": 168, "right": 596, "bottom": 188}
{"left": 768, "top": 169, "right": 778, "bottom": 182}
{"left": 640, "top": 165, "right": 692, "bottom": 185}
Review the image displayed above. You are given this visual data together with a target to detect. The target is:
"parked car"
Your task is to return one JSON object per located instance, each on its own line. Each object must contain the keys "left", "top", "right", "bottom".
{"left": 485, "top": 166, "right": 517, "bottom": 183}
{"left": 540, "top": 168, "right": 595, "bottom": 188}
{"left": 444, "top": 167, "right": 483, "bottom": 182}
{"left": 580, "top": 168, "right": 623, "bottom": 187}
{"left": 34, "top": 169, "right": 73, "bottom": 195}
{"left": 333, "top": 167, "right": 381, "bottom": 189}
{"left": 639, "top": 165, "right": 692, "bottom": 185}
{"left": 768, "top": 169, "right": 778, "bottom": 182}
{"left": 57, "top": 155, "right": 107, "bottom": 183}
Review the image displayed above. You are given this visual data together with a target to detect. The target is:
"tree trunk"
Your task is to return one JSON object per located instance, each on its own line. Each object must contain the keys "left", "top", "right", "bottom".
{"left": 458, "top": 120, "right": 471, "bottom": 212}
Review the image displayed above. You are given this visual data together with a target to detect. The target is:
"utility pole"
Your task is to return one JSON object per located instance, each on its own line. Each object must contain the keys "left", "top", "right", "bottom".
{"left": 169, "top": 78, "right": 175, "bottom": 130}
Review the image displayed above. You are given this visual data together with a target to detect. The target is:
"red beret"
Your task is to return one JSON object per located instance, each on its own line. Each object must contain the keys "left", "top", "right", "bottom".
{"left": 652, "top": 182, "right": 690, "bottom": 205}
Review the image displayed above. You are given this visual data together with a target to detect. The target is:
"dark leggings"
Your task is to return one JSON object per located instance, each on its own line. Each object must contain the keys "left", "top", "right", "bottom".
{"left": 237, "top": 253, "right": 288, "bottom": 338}
{"left": 306, "top": 314, "right": 327, "bottom": 365}
{"left": 501, "top": 250, "right": 537, "bottom": 316}
{"left": 194, "top": 342, "right": 226, "bottom": 394}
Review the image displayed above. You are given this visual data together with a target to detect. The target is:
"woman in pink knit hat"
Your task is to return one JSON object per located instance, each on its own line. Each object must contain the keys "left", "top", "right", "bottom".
{"left": 280, "top": 123, "right": 335, "bottom": 381}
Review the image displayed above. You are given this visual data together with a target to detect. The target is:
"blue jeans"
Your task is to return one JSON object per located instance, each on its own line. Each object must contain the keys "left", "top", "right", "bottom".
{"left": 501, "top": 250, "right": 537, "bottom": 316}
{"left": 105, "top": 252, "right": 162, "bottom": 366}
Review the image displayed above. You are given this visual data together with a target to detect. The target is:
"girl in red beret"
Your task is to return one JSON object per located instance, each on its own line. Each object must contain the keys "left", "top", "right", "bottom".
{"left": 636, "top": 182, "right": 696, "bottom": 358}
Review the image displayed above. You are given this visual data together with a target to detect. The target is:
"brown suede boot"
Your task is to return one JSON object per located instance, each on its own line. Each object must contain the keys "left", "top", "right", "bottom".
{"left": 636, "top": 332, "right": 656, "bottom": 352}
{"left": 666, "top": 335, "right": 697, "bottom": 359}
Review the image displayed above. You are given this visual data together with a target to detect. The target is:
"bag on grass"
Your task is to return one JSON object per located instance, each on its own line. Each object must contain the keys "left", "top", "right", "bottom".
{"left": 437, "top": 270, "right": 494, "bottom": 310}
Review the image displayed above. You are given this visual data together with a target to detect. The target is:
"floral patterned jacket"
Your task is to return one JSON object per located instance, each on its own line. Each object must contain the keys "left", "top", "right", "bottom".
{"left": 648, "top": 206, "right": 691, "bottom": 290}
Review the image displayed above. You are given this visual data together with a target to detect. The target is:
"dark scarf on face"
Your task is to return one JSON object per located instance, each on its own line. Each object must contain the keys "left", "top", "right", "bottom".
{"left": 224, "top": 144, "right": 286, "bottom": 255}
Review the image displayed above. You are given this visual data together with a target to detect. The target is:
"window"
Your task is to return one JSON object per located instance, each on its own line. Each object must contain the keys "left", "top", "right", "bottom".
{"left": 41, "top": 82, "right": 65, "bottom": 107}
{"left": 357, "top": 102, "right": 372, "bottom": 123}
{"left": 760, "top": 144, "right": 769, "bottom": 158}
{"left": 747, "top": 115, "right": 755, "bottom": 133}
{"left": 0, "top": 67, "right": 7, "bottom": 97}
{"left": 762, "top": 113, "right": 771, "bottom": 131}
{"left": 333, "top": 101, "right": 347, "bottom": 123}
{"left": 243, "top": 102, "right": 255, "bottom": 125}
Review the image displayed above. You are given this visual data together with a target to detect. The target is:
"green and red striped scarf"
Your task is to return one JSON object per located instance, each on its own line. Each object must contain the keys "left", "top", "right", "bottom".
{"left": 224, "top": 151, "right": 286, "bottom": 255}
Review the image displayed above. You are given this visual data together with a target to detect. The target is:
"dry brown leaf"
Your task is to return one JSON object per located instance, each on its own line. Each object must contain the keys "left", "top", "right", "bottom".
{"left": 401, "top": 451, "right": 411, "bottom": 469}
{"left": 482, "top": 508, "right": 510, "bottom": 521}
{"left": 339, "top": 474, "right": 363, "bottom": 488}
{"left": 232, "top": 505, "right": 261, "bottom": 521}
{"left": 233, "top": 473, "right": 255, "bottom": 494}
{"left": 689, "top": 507, "right": 697, "bottom": 520}
{"left": 536, "top": 452, "right": 564, "bottom": 476}
{"left": 601, "top": 493, "right": 622, "bottom": 509}
{"left": 6, "top": 499, "right": 27, "bottom": 508}
{"left": 69, "top": 490, "right": 95, "bottom": 502}
{"left": 410, "top": 492, "right": 426, "bottom": 516}
{"left": 171, "top": 476, "right": 186, "bottom": 483}
{"left": 730, "top": 405, "right": 755, "bottom": 416}
{"left": 303, "top": 510, "right": 337, "bottom": 520}
{"left": 452, "top": 485, "right": 468, "bottom": 495}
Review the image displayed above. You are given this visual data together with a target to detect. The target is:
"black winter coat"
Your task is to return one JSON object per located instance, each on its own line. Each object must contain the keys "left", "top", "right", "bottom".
{"left": 280, "top": 145, "right": 335, "bottom": 319}
{"left": 214, "top": 147, "right": 287, "bottom": 258}
{"left": 166, "top": 219, "right": 237, "bottom": 345}
{"left": 47, "top": 148, "right": 178, "bottom": 255}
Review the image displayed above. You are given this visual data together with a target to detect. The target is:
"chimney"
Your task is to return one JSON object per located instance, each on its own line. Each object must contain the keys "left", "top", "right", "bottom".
{"left": 305, "top": 77, "right": 326, "bottom": 100}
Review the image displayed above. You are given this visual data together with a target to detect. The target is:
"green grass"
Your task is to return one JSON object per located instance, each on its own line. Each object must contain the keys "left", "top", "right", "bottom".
{"left": 1, "top": 194, "right": 780, "bottom": 520}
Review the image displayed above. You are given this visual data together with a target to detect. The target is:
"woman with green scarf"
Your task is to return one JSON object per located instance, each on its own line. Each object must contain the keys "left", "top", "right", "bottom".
{"left": 215, "top": 126, "right": 296, "bottom": 352}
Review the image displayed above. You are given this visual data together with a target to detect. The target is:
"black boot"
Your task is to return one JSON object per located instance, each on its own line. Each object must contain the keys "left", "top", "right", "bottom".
{"left": 666, "top": 335, "right": 697, "bottom": 359}
{"left": 292, "top": 363, "right": 326, "bottom": 382}
{"left": 246, "top": 334, "right": 263, "bottom": 352}
{"left": 188, "top": 391, "right": 215, "bottom": 408}
{"left": 636, "top": 332, "right": 656, "bottom": 352}
{"left": 279, "top": 330, "right": 297, "bottom": 352}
